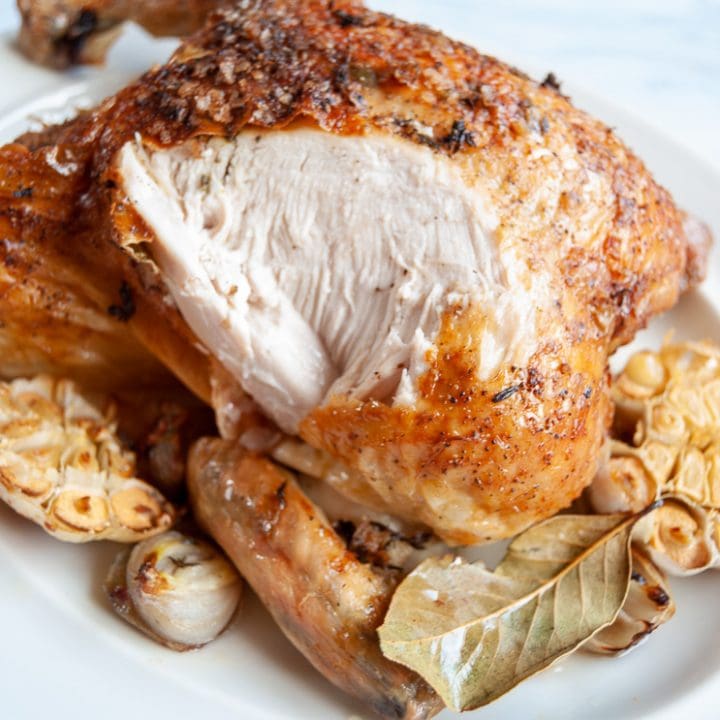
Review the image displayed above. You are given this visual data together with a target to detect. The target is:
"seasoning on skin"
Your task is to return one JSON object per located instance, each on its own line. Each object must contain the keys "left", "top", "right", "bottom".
{"left": 333, "top": 9, "right": 364, "bottom": 27}
{"left": 492, "top": 385, "right": 521, "bottom": 403}
{"left": 275, "top": 481, "right": 288, "bottom": 509}
{"left": 540, "top": 72, "right": 562, "bottom": 92}
{"left": 108, "top": 281, "right": 136, "bottom": 322}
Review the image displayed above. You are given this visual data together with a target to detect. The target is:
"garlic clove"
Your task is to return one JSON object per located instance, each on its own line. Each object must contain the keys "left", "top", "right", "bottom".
{"left": 615, "top": 351, "right": 667, "bottom": 400}
{"left": 585, "top": 545, "right": 675, "bottom": 655}
{"left": 50, "top": 490, "right": 110, "bottom": 533}
{"left": 643, "top": 497, "right": 718, "bottom": 576}
{"left": 589, "top": 452, "right": 657, "bottom": 514}
{"left": 110, "top": 483, "right": 172, "bottom": 532}
{"left": 106, "top": 530, "right": 243, "bottom": 649}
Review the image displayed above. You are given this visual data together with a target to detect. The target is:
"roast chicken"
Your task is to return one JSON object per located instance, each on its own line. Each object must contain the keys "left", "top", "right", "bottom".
{"left": 1, "top": 1, "right": 713, "bottom": 715}
{"left": 1, "top": 0, "right": 709, "bottom": 545}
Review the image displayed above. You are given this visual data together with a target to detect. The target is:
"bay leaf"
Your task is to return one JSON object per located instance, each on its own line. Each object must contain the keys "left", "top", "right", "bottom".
{"left": 378, "top": 513, "right": 637, "bottom": 712}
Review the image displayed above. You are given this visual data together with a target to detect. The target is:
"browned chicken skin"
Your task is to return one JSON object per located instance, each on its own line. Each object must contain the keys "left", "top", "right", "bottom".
{"left": 188, "top": 438, "right": 442, "bottom": 720}
{"left": 0, "top": 214, "right": 175, "bottom": 390}
{"left": 0, "top": 0, "right": 708, "bottom": 547}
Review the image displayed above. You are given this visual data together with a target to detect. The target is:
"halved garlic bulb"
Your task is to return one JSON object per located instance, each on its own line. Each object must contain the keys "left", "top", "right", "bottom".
{"left": 592, "top": 341, "right": 720, "bottom": 519}
{"left": 585, "top": 545, "right": 675, "bottom": 655}
{"left": 0, "top": 375, "right": 174, "bottom": 542}
{"left": 589, "top": 446, "right": 657, "bottom": 514}
{"left": 612, "top": 341, "right": 720, "bottom": 448}
{"left": 108, "top": 531, "right": 242, "bottom": 649}
{"left": 639, "top": 497, "right": 719, "bottom": 577}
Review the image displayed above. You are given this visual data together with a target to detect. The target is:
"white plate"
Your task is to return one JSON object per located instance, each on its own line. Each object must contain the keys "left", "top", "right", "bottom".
{"left": 1, "top": 4, "right": 719, "bottom": 719}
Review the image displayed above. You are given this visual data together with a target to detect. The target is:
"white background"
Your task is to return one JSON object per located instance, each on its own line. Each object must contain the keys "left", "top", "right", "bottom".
{"left": 0, "top": 0, "right": 718, "bottom": 170}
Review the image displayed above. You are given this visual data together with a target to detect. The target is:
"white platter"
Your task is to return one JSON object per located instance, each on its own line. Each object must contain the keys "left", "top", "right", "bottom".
{"left": 0, "top": 3, "right": 719, "bottom": 719}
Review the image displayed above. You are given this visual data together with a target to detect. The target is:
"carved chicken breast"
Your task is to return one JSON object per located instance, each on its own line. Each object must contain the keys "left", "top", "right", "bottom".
{"left": 0, "top": 0, "right": 709, "bottom": 544}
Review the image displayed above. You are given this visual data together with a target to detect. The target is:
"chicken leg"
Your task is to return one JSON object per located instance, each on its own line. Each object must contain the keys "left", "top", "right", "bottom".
{"left": 16, "top": 0, "right": 223, "bottom": 68}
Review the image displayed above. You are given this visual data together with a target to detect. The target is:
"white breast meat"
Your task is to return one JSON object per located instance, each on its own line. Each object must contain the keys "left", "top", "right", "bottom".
{"left": 119, "top": 128, "right": 544, "bottom": 433}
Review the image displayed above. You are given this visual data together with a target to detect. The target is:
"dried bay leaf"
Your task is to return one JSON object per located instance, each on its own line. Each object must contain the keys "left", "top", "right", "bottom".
{"left": 378, "top": 514, "right": 638, "bottom": 712}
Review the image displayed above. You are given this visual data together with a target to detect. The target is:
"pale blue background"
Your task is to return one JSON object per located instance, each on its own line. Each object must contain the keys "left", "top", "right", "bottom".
{"left": 1, "top": 0, "right": 717, "bottom": 170}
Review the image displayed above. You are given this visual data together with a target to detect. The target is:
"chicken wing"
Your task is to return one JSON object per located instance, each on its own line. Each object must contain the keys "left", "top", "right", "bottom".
{"left": 0, "top": 0, "right": 710, "bottom": 544}
{"left": 16, "top": 0, "right": 221, "bottom": 68}
{"left": 188, "top": 437, "right": 442, "bottom": 720}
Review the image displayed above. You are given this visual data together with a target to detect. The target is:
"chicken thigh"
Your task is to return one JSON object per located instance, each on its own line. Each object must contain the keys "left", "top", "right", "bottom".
{"left": 0, "top": 0, "right": 709, "bottom": 543}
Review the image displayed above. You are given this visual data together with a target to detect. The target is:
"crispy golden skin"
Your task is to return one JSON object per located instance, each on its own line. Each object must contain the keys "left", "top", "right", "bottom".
{"left": 0, "top": 136, "right": 194, "bottom": 393}
{"left": 188, "top": 437, "right": 442, "bottom": 720}
{"left": 0, "top": 214, "right": 173, "bottom": 391}
{"left": 0, "top": 0, "right": 709, "bottom": 543}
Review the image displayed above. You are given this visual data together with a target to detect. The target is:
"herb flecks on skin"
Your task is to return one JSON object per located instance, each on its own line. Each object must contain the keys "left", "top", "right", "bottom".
{"left": 540, "top": 72, "right": 562, "bottom": 92}
{"left": 108, "top": 281, "right": 136, "bottom": 322}
{"left": 492, "top": 385, "right": 520, "bottom": 403}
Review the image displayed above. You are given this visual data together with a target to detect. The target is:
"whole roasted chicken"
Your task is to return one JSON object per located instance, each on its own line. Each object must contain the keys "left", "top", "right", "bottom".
{"left": 1, "top": 1, "right": 713, "bottom": 716}
{"left": 1, "top": 0, "right": 708, "bottom": 545}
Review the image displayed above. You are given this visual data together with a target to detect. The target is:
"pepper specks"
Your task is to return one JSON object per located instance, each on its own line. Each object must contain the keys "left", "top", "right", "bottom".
{"left": 108, "top": 281, "right": 136, "bottom": 322}
{"left": 492, "top": 385, "right": 521, "bottom": 403}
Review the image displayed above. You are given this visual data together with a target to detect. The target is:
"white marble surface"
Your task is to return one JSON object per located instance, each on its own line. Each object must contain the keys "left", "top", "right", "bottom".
{"left": 0, "top": 0, "right": 718, "bottom": 171}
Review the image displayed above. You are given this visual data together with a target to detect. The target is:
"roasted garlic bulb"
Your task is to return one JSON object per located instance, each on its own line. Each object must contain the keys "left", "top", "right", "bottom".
{"left": 590, "top": 340, "right": 720, "bottom": 577}
{"left": 585, "top": 545, "right": 675, "bottom": 654}
{"left": 592, "top": 340, "right": 720, "bottom": 515}
{"left": 105, "top": 531, "right": 243, "bottom": 650}
{"left": 0, "top": 375, "right": 174, "bottom": 542}
{"left": 635, "top": 496, "right": 720, "bottom": 576}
